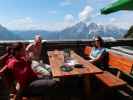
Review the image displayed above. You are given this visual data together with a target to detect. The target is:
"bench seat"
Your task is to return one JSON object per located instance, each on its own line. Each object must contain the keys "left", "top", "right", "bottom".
{"left": 95, "top": 71, "right": 126, "bottom": 88}
{"left": 108, "top": 52, "right": 133, "bottom": 74}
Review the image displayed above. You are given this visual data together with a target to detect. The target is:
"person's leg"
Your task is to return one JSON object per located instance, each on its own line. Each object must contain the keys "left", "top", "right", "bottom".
{"left": 15, "top": 87, "right": 25, "bottom": 100}
{"left": 27, "top": 79, "right": 58, "bottom": 96}
{"left": 40, "top": 63, "right": 52, "bottom": 78}
{"left": 0, "top": 76, "right": 10, "bottom": 100}
{"left": 31, "top": 60, "right": 50, "bottom": 78}
{"left": 39, "top": 62, "right": 51, "bottom": 73}
{"left": 29, "top": 96, "right": 42, "bottom": 100}
{"left": 43, "top": 64, "right": 51, "bottom": 72}
{"left": 31, "top": 60, "right": 40, "bottom": 71}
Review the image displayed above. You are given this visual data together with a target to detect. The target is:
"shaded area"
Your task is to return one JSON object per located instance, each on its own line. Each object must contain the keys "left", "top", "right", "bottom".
{"left": 124, "top": 25, "right": 133, "bottom": 38}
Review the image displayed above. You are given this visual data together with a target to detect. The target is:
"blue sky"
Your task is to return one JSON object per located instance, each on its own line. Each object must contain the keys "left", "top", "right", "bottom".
{"left": 0, "top": 0, "right": 133, "bottom": 31}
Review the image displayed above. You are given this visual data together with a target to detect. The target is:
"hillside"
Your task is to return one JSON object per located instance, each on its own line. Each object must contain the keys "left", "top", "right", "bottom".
{"left": 124, "top": 25, "right": 133, "bottom": 38}
{"left": 0, "top": 25, "right": 21, "bottom": 40}
{"left": 13, "top": 22, "right": 127, "bottom": 40}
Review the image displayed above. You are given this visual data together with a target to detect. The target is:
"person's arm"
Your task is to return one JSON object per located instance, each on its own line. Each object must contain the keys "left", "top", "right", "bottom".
{"left": 89, "top": 54, "right": 102, "bottom": 64}
{"left": 16, "top": 82, "right": 20, "bottom": 91}
{"left": 89, "top": 49, "right": 105, "bottom": 64}
{"left": 0, "top": 53, "right": 10, "bottom": 66}
{"left": 26, "top": 43, "right": 33, "bottom": 52}
{"left": 0, "top": 59, "right": 15, "bottom": 76}
{"left": 0, "top": 53, "right": 9, "bottom": 61}
{"left": 0, "top": 65, "right": 8, "bottom": 76}
{"left": 89, "top": 47, "right": 94, "bottom": 59}
{"left": 25, "top": 43, "right": 34, "bottom": 61}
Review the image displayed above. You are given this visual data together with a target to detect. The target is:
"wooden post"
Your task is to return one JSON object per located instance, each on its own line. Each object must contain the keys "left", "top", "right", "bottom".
{"left": 83, "top": 75, "right": 91, "bottom": 99}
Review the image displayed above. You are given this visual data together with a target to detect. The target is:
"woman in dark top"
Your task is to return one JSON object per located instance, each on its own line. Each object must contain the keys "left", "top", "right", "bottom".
{"left": 88, "top": 36, "right": 107, "bottom": 70}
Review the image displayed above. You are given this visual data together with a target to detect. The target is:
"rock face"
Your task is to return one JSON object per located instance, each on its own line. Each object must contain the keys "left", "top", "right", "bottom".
{"left": 124, "top": 25, "right": 133, "bottom": 38}
{"left": 0, "top": 22, "right": 127, "bottom": 40}
{"left": 0, "top": 25, "right": 21, "bottom": 40}
{"left": 13, "top": 22, "right": 127, "bottom": 40}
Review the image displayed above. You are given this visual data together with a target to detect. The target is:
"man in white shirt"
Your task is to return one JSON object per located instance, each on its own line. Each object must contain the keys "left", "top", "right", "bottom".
{"left": 26, "top": 35, "right": 51, "bottom": 78}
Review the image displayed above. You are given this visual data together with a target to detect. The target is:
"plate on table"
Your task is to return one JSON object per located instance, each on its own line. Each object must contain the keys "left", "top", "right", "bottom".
{"left": 66, "top": 59, "right": 83, "bottom": 68}
{"left": 60, "top": 63, "right": 73, "bottom": 72}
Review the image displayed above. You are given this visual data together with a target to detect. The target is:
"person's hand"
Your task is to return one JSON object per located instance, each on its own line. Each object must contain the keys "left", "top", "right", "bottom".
{"left": 88, "top": 59, "right": 95, "bottom": 64}
{"left": 40, "top": 60, "right": 43, "bottom": 64}
{"left": 16, "top": 82, "right": 20, "bottom": 91}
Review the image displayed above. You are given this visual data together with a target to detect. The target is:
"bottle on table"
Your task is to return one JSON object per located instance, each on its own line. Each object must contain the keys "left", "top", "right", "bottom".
{"left": 64, "top": 48, "right": 71, "bottom": 62}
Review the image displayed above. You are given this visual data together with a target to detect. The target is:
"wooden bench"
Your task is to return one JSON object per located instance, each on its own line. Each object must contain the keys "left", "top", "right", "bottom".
{"left": 108, "top": 51, "right": 133, "bottom": 75}
{"left": 84, "top": 46, "right": 133, "bottom": 75}
{"left": 84, "top": 46, "right": 129, "bottom": 88}
{"left": 95, "top": 71, "right": 126, "bottom": 88}
{"left": 107, "top": 51, "right": 133, "bottom": 98}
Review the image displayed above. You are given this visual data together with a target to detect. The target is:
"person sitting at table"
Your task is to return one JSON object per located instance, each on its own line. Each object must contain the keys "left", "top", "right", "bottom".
{"left": 0, "top": 43, "right": 38, "bottom": 99}
{"left": 0, "top": 46, "right": 13, "bottom": 100}
{"left": 26, "top": 35, "right": 51, "bottom": 78}
{"left": 0, "top": 42, "right": 58, "bottom": 100}
{"left": 0, "top": 46, "right": 15, "bottom": 91}
{"left": 0, "top": 46, "right": 13, "bottom": 66}
{"left": 88, "top": 36, "right": 108, "bottom": 70}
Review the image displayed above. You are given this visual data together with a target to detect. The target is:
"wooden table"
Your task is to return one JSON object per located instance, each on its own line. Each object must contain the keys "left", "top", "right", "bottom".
{"left": 48, "top": 50, "right": 103, "bottom": 97}
{"left": 48, "top": 50, "right": 103, "bottom": 78}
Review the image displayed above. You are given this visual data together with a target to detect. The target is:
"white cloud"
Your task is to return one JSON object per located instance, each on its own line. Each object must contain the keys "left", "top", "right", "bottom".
{"left": 92, "top": 13, "right": 100, "bottom": 18}
{"left": 60, "top": 1, "right": 71, "bottom": 6}
{"left": 60, "top": 0, "right": 80, "bottom": 6}
{"left": 110, "top": 20, "right": 133, "bottom": 29}
{"left": 63, "top": 14, "right": 76, "bottom": 28}
{"left": 48, "top": 10, "right": 57, "bottom": 14}
{"left": 64, "top": 14, "right": 74, "bottom": 22}
{"left": 5, "top": 17, "right": 37, "bottom": 30}
{"left": 79, "top": 6, "right": 93, "bottom": 22}
{"left": 109, "top": 18, "right": 116, "bottom": 23}
{"left": 4, "top": 17, "right": 47, "bottom": 30}
{"left": 43, "top": 14, "right": 76, "bottom": 31}
{"left": 110, "top": 0, "right": 118, "bottom": 3}
{"left": 4, "top": 15, "right": 77, "bottom": 31}
{"left": 4, "top": 12, "right": 133, "bottom": 31}
{"left": 95, "top": 16, "right": 133, "bottom": 29}
{"left": 111, "top": 13, "right": 133, "bottom": 29}
{"left": 86, "top": 0, "right": 116, "bottom": 3}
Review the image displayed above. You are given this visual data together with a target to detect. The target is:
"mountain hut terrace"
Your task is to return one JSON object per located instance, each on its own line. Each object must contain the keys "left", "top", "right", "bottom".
{"left": 0, "top": 38, "right": 133, "bottom": 100}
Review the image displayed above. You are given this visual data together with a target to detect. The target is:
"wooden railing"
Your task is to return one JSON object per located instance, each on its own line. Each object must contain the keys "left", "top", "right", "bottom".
{"left": 0, "top": 38, "right": 133, "bottom": 61}
{"left": 0, "top": 38, "right": 133, "bottom": 47}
